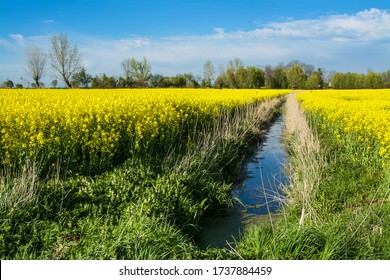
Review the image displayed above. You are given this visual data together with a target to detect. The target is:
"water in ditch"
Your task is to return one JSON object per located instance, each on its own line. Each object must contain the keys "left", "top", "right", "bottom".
{"left": 199, "top": 115, "right": 289, "bottom": 249}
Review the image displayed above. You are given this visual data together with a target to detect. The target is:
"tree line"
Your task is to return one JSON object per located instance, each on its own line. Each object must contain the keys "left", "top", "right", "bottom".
{"left": 1, "top": 34, "right": 390, "bottom": 89}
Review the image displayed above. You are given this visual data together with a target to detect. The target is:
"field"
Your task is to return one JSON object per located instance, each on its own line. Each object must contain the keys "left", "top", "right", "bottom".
{"left": 0, "top": 88, "right": 389, "bottom": 259}
{"left": 236, "top": 90, "right": 390, "bottom": 259}
{"left": 0, "top": 88, "right": 290, "bottom": 259}
{"left": 297, "top": 89, "right": 390, "bottom": 159}
{"left": 0, "top": 89, "right": 289, "bottom": 174}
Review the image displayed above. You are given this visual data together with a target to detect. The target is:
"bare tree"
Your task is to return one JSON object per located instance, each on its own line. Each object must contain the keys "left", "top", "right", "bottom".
{"left": 121, "top": 59, "right": 132, "bottom": 80}
{"left": 202, "top": 60, "right": 215, "bottom": 88}
{"left": 120, "top": 58, "right": 133, "bottom": 87}
{"left": 25, "top": 46, "right": 47, "bottom": 88}
{"left": 50, "top": 34, "right": 82, "bottom": 88}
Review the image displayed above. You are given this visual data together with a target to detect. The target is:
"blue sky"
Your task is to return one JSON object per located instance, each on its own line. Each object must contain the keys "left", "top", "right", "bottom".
{"left": 0, "top": 0, "right": 389, "bottom": 85}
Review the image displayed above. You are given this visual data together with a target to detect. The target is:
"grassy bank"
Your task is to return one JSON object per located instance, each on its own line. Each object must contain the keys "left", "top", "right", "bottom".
{"left": 234, "top": 93, "right": 389, "bottom": 260}
{"left": 0, "top": 95, "right": 284, "bottom": 259}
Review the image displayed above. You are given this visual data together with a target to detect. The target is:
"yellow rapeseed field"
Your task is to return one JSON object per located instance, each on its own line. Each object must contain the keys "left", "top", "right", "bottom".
{"left": 0, "top": 88, "right": 290, "bottom": 172}
{"left": 297, "top": 89, "right": 390, "bottom": 159}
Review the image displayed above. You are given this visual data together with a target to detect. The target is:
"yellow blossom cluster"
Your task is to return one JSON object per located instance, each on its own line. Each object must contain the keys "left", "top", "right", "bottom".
{"left": 0, "top": 88, "right": 290, "bottom": 172}
{"left": 297, "top": 89, "right": 390, "bottom": 158}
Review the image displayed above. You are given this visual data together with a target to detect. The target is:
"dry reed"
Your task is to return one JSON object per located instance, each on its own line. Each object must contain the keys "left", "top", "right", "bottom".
{"left": 283, "top": 93, "right": 324, "bottom": 227}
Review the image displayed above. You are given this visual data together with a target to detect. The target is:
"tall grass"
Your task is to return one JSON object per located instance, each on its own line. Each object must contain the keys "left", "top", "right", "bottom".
{"left": 166, "top": 98, "right": 283, "bottom": 178}
{"left": 0, "top": 159, "right": 39, "bottom": 213}
{"left": 283, "top": 93, "right": 325, "bottom": 226}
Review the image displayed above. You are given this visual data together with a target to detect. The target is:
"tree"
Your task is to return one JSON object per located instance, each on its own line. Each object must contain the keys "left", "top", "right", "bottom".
{"left": 274, "top": 66, "right": 288, "bottom": 89}
{"left": 286, "top": 65, "right": 306, "bottom": 89}
{"left": 122, "top": 57, "right": 152, "bottom": 87}
{"left": 305, "top": 68, "right": 324, "bottom": 89}
{"left": 71, "top": 67, "right": 92, "bottom": 88}
{"left": 50, "top": 34, "right": 82, "bottom": 88}
{"left": 91, "top": 74, "right": 117, "bottom": 88}
{"left": 264, "top": 65, "right": 275, "bottom": 88}
{"left": 51, "top": 80, "right": 58, "bottom": 88}
{"left": 214, "top": 64, "right": 227, "bottom": 89}
{"left": 25, "top": 46, "right": 47, "bottom": 88}
{"left": 2, "top": 79, "right": 14, "bottom": 88}
{"left": 202, "top": 60, "right": 215, "bottom": 88}
{"left": 264, "top": 65, "right": 288, "bottom": 89}
{"left": 381, "top": 70, "right": 390, "bottom": 88}
{"left": 245, "top": 67, "right": 265, "bottom": 88}
{"left": 305, "top": 72, "right": 321, "bottom": 89}
{"left": 331, "top": 73, "right": 346, "bottom": 89}
{"left": 183, "top": 73, "right": 199, "bottom": 88}
{"left": 225, "top": 58, "right": 243, "bottom": 88}
{"left": 149, "top": 74, "right": 164, "bottom": 88}
{"left": 365, "top": 72, "right": 383, "bottom": 89}
{"left": 120, "top": 59, "right": 134, "bottom": 87}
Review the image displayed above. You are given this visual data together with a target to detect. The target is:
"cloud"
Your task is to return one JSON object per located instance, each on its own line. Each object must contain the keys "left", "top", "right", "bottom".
{"left": 10, "top": 34, "right": 24, "bottom": 40}
{"left": 80, "top": 8, "right": 389, "bottom": 75}
{"left": 262, "top": 8, "right": 390, "bottom": 40}
{"left": 7, "top": 34, "right": 50, "bottom": 49}
{"left": 43, "top": 19, "right": 57, "bottom": 24}
{"left": 1, "top": 8, "right": 389, "bottom": 83}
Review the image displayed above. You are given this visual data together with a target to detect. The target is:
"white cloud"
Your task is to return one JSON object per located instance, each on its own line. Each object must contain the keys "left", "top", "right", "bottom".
{"left": 43, "top": 19, "right": 56, "bottom": 24}
{"left": 253, "top": 8, "right": 390, "bottom": 40}
{"left": 81, "top": 9, "right": 389, "bottom": 74}
{"left": 10, "top": 34, "right": 24, "bottom": 40}
{"left": 1, "top": 8, "right": 389, "bottom": 83}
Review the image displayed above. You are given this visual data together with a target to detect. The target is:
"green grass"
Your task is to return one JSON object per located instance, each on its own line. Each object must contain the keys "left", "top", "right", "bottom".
{"left": 0, "top": 98, "right": 284, "bottom": 259}
{"left": 4, "top": 94, "right": 386, "bottom": 260}
{"left": 234, "top": 99, "right": 389, "bottom": 260}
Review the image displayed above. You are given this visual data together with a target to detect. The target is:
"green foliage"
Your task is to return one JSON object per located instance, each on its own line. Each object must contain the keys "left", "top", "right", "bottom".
{"left": 71, "top": 67, "right": 92, "bottom": 88}
{"left": 214, "top": 58, "right": 266, "bottom": 89}
{"left": 331, "top": 71, "right": 387, "bottom": 89}
{"left": 234, "top": 104, "right": 389, "bottom": 260}
{"left": 305, "top": 68, "right": 324, "bottom": 89}
{"left": 1, "top": 80, "right": 14, "bottom": 88}
{"left": 237, "top": 222, "right": 363, "bottom": 260}
{"left": 91, "top": 73, "right": 117, "bottom": 88}
{"left": 0, "top": 97, "right": 283, "bottom": 259}
{"left": 286, "top": 65, "right": 306, "bottom": 89}
{"left": 264, "top": 65, "right": 288, "bottom": 89}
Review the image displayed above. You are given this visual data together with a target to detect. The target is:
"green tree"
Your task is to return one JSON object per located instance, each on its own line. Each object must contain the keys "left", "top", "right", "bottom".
{"left": 264, "top": 65, "right": 288, "bottom": 89}
{"left": 124, "top": 57, "right": 152, "bottom": 87}
{"left": 2, "top": 79, "right": 14, "bottom": 88}
{"left": 365, "top": 72, "right": 383, "bottom": 88}
{"left": 274, "top": 66, "right": 288, "bottom": 89}
{"left": 182, "top": 73, "right": 199, "bottom": 88}
{"left": 225, "top": 58, "right": 243, "bottom": 88}
{"left": 214, "top": 64, "right": 227, "bottom": 89}
{"left": 330, "top": 72, "right": 345, "bottom": 89}
{"left": 286, "top": 65, "right": 306, "bottom": 89}
{"left": 381, "top": 70, "right": 390, "bottom": 88}
{"left": 305, "top": 68, "right": 324, "bottom": 89}
{"left": 148, "top": 74, "right": 164, "bottom": 88}
{"left": 264, "top": 65, "right": 275, "bottom": 88}
{"left": 71, "top": 67, "right": 92, "bottom": 88}
{"left": 244, "top": 67, "right": 264, "bottom": 88}
{"left": 91, "top": 74, "right": 117, "bottom": 88}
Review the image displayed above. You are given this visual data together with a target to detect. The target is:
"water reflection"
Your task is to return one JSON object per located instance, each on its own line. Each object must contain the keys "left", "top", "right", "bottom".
{"left": 233, "top": 115, "right": 288, "bottom": 214}
{"left": 199, "top": 115, "right": 288, "bottom": 249}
